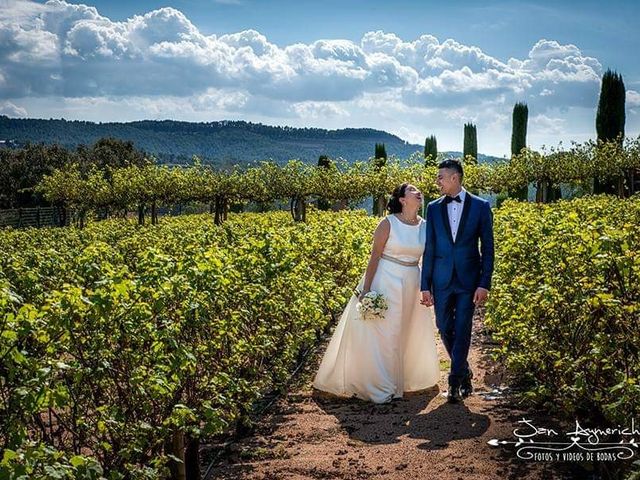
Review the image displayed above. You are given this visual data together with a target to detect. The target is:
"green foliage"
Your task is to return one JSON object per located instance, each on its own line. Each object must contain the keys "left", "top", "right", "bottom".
{"left": 371, "top": 144, "right": 391, "bottom": 216}
{"left": 373, "top": 143, "right": 387, "bottom": 166}
{"left": 317, "top": 155, "right": 331, "bottom": 169}
{"left": 596, "top": 70, "right": 626, "bottom": 144}
{"left": 595, "top": 70, "right": 627, "bottom": 195}
{"left": 510, "top": 103, "right": 529, "bottom": 201}
{"left": 424, "top": 135, "right": 438, "bottom": 167}
{"left": 316, "top": 156, "right": 332, "bottom": 210}
{"left": 0, "top": 210, "right": 378, "bottom": 477}
{"left": 511, "top": 103, "right": 528, "bottom": 156}
{"left": 29, "top": 136, "right": 640, "bottom": 223}
{"left": 485, "top": 195, "right": 640, "bottom": 424}
{"left": 488, "top": 138, "right": 640, "bottom": 201}
{"left": 0, "top": 144, "right": 72, "bottom": 209}
{"left": 87, "top": 137, "right": 150, "bottom": 172}
{"left": 0, "top": 138, "right": 150, "bottom": 210}
{"left": 0, "top": 116, "right": 422, "bottom": 167}
{"left": 4, "top": 179, "right": 640, "bottom": 476}
{"left": 0, "top": 443, "right": 105, "bottom": 480}
{"left": 463, "top": 123, "right": 478, "bottom": 164}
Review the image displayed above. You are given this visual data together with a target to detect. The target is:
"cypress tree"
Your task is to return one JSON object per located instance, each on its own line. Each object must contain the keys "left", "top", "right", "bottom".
{"left": 373, "top": 143, "right": 387, "bottom": 169}
{"left": 424, "top": 135, "right": 438, "bottom": 166}
{"left": 595, "top": 69, "right": 627, "bottom": 195}
{"left": 372, "top": 143, "right": 387, "bottom": 216}
{"left": 317, "top": 155, "right": 331, "bottom": 210}
{"left": 596, "top": 70, "right": 626, "bottom": 143}
{"left": 511, "top": 102, "right": 529, "bottom": 201}
{"left": 318, "top": 154, "right": 331, "bottom": 169}
{"left": 511, "top": 102, "right": 528, "bottom": 156}
{"left": 463, "top": 123, "right": 478, "bottom": 164}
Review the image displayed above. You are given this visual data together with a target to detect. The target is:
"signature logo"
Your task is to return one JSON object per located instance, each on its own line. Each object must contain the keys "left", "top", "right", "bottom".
{"left": 489, "top": 418, "right": 640, "bottom": 461}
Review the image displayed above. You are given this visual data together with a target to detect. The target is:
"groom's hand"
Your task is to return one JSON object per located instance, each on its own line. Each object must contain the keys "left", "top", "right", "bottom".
{"left": 420, "top": 290, "right": 434, "bottom": 307}
{"left": 473, "top": 287, "right": 489, "bottom": 305}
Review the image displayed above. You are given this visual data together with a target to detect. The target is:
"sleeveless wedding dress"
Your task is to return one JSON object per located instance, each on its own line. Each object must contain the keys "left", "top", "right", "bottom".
{"left": 313, "top": 214, "right": 440, "bottom": 403}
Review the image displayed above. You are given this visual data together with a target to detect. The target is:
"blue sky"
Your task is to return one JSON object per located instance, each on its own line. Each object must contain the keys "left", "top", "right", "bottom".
{"left": 1, "top": 0, "right": 639, "bottom": 156}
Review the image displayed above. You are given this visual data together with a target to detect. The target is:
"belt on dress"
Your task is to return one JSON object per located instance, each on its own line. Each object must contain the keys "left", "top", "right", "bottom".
{"left": 380, "top": 253, "right": 419, "bottom": 267}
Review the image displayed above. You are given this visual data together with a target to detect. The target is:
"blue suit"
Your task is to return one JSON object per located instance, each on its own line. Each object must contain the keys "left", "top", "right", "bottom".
{"left": 421, "top": 191, "right": 494, "bottom": 386}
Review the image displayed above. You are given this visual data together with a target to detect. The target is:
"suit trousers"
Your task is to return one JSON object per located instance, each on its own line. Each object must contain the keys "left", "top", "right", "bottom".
{"left": 432, "top": 268, "right": 474, "bottom": 387}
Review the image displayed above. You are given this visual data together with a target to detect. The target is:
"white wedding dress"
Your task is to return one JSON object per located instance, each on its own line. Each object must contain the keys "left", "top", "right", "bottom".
{"left": 313, "top": 214, "right": 440, "bottom": 403}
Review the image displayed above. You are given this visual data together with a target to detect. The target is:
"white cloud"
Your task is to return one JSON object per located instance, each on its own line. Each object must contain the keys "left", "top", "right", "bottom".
{"left": 218, "top": 29, "right": 276, "bottom": 57}
{"left": 361, "top": 30, "right": 438, "bottom": 71}
{"left": 128, "top": 7, "right": 200, "bottom": 46}
{"left": 64, "top": 20, "right": 130, "bottom": 59}
{"left": 0, "top": 0, "right": 48, "bottom": 23}
{"left": 289, "top": 101, "right": 349, "bottom": 119}
{"left": 0, "top": 23, "right": 59, "bottom": 64}
{"left": 0, "top": 1, "right": 606, "bottom": 110}
{"left": 627, "top": 90, "right": 640, "bottom": 107}
{"left": 530, "top": 114, "right": 566, "bottom": 135}
{"left": 1, "top": 1, "right": 635, "bottom": 155}
{"left": 0, "top": 101, "right": 28, "bottom": 117}
{"left": 192, "top": 88, "right": 249, "bottom": 111}
{"left": 421, "top": 38, "right": 509, "bottom": 74}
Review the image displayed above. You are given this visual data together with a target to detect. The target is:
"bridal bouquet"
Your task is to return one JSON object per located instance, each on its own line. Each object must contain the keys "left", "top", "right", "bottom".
{"left": 356, "top": 291, "right": 388, "bottom": 321}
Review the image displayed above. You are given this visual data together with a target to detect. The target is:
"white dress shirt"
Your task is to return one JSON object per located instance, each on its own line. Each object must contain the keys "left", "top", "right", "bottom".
{"left": 447, "top": 187, "right": 467, "bottom": 242}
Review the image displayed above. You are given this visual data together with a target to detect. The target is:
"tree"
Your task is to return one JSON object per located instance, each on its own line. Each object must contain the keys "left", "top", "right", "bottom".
{"left": 424, "top": 135, "right": 438, "bottom": 167}
{"left": 317, "top": 155, "right": 332, "bottom": 210}
{"left": 88, "top": 137, "right": 150, "bottom": 171}
{"left": 596, "top": 70, "right": 626, "bottom": 144}
{"left": 0, "top": 143, "right": 74, "bottom": 209}
{"left": 463, "top": 123, "right": 478, "bottom": 164}
{"left": 373, "top": 143, "right": 387, "bottom": 168}
{"left": 510, "top": 103, "right": 529, "bottom": 200}
{"left": 372, "top": 143, "right": 387, "bottom": 216}
{"left": 83, "top": 138, "right": 151, "bottom": 219}
{"left": 595, "top": 69, "right": 627, "bottom": 195}
{"left": 511, "top": 103, "right": 528, "bottom": 157}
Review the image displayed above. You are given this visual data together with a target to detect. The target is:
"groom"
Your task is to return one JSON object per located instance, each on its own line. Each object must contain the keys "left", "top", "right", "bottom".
{"left": 420, "top": 159, "right": 494, "bottom": 403}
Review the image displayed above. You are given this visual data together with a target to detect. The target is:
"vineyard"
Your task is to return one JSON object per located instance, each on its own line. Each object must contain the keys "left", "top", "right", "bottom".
{"left": 486, "top": 196, "right": 640, "bottom": 423}
{"left": 0, "top": 210, "right": 376, "bottom": 478}
{"left": 3, "top": 129, "right": 640, "bottom": 480}
{"left": 2, "top": 0, "right": 639, "bottom": 474}
{"left": 33, "top": 137, "right": 640, "bottom": 226}
{"left": 2, "top": 193, "right": 640, "bottom": 477}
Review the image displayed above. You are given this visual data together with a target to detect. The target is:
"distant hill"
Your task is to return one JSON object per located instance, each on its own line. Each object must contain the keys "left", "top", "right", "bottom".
{"left": 0, "top": 116, "right": 502, "bottom": 166}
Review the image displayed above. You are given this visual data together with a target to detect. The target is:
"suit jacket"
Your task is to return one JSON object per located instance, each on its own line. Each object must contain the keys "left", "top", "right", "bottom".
{"left": 420, "top": 192, "right": 494, "bottom": 292}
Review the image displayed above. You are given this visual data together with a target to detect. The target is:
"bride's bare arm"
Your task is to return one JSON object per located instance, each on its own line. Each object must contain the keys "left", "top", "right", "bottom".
{"left": 359, "top": 218, "right": 391, "bottom": 300}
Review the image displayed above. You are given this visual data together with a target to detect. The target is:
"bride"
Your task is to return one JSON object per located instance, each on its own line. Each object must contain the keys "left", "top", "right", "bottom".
{"left": 313, "top": 183, "right": 440, "bottom": 403}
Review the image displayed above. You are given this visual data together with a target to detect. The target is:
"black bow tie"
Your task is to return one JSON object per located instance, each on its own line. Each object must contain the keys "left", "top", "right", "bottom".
{"left": 444, "top": 194, "right": 462, "bottom": 204}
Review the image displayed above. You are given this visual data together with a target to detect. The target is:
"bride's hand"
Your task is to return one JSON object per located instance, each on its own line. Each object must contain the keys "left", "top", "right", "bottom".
{"left": 420, "top": 290, "right": 434, "bottom": 307}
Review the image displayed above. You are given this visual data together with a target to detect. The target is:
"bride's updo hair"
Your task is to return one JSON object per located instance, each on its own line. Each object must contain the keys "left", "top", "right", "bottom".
{"left": 387, "top": 183, "right": 409, "bottom": 214}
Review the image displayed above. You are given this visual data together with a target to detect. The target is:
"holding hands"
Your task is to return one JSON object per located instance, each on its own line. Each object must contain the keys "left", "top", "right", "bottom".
{"left": 420, "top": 290, "right": 434, "bottom": 307}
{"left": 421, "top": 287, "right": 489, "bottom": 307}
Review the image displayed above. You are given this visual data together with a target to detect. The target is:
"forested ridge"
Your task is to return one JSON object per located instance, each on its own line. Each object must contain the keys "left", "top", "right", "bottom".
{"left": 0, "top": 116, "right": 500, "bottom": 166}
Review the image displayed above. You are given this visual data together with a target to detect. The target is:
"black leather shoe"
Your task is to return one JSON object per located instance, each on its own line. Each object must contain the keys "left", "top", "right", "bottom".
{"left": 447, "top": 386, "right": 462, "bottom": 403}
{"left": 460, "top": 369, "right": 474, "bottom": 398}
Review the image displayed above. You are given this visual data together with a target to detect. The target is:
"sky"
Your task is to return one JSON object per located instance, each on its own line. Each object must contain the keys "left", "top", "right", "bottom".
{"left": 1, "top": 0, "right": 639, "bottom": 156}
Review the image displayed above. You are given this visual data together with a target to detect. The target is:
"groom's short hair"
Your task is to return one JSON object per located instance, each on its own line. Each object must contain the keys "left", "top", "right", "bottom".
{"left": 438, "top": 158, "right": 463, "bottom": 181}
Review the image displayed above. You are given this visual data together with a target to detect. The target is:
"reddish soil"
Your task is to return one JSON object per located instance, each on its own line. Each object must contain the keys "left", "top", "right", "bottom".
{"left": 206, "top": 308, "right": 582, "bottom": 479}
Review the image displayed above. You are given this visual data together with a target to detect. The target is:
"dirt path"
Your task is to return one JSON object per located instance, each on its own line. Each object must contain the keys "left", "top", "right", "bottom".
{"left": 205, "top": 308, "right": 579, "bottom": 479}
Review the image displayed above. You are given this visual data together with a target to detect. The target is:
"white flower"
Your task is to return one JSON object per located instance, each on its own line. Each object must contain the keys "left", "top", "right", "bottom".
{"left": 356, "top": 290, "right": 388, "bottom": 321}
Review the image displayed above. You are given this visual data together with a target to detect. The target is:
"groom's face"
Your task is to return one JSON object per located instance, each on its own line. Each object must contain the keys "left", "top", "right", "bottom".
{"left": 436, "top": 168, "right": 460, "bottom": 196}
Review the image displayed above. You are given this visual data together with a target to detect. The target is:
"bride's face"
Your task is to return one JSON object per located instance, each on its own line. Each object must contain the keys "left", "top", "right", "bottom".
{"left": 400, "top": 184, "right": 423, "bottom": 210}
